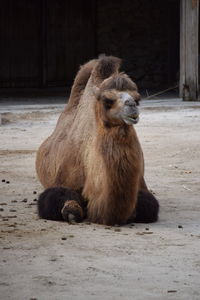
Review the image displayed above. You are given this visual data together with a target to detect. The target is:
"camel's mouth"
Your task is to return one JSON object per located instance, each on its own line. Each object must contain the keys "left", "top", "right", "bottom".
{"left": 124, "top": 114, "right": 139, "bottom": 125}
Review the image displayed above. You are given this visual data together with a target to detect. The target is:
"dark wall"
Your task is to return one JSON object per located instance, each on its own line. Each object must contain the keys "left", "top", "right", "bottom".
{"left": 0, "top": 0, "right": 95, "bottom": 88}
{"left": 0, "top": 0, "right": 180, "bottom": 90}
{"left": 97, "top": 0, "right": 180, "bottom": 89}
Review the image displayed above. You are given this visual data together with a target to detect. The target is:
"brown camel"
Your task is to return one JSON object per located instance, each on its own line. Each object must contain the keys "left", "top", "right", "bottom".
{"left": 36, "top": 55, "right": 159, "bottom": 225}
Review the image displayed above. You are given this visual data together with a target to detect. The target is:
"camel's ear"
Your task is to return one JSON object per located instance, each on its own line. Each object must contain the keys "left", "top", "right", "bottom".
{"left": 135, "top": 92, "right": 141, "bottom": 106}
{"left": 92, "top": 86, "right": 101, "bottom": 100}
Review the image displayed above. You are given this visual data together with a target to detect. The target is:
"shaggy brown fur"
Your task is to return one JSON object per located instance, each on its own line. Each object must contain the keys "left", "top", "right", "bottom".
{"left": 36, "top": 55, "right": 159, "bottom": 225}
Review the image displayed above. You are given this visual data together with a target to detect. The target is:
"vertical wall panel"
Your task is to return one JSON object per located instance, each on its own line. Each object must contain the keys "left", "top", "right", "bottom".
{"left": 46, "top": 0, "right": 95, "bottom": 86}
{"left": 180, "top": 0, "right": 199, "bottom": 100}
{"left": 10, "top": 0, "right": 42, "bottom": 87}
{"left": 0, "top": 1, "right": 11, "bottom": 87}
{"left": 0, "top": 0, "right": 42, "bottom": 88}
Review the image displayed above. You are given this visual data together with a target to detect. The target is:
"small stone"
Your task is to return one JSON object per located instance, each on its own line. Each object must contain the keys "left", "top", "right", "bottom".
{"left": 33, "top": 198, "right": 37, "bottom": 202}
{"left": 2, "top": 179, "right": 6, "bottom": 182}
{"left": 145, "top": 227, "right": 149, "bottom": 231}
{"left": 49, "top": 257, "right": 57, "bottom": 262}
{"left": 69, "top": 234, "right": 74, "bottom": 238}
{"left": 114, "top": 228, "right": 121, "bottom": 232}
{"left": 178, "top": 225, "right": 183, "bottom": 229}
{"left": 61, "top": 237, "right": 67, "bottom": 240}
{"left": 33, "top": 191, "right": 37, "bottom": 194}
{"left": 22, "top": 199, "right": 28, "bottom": 203}
{"left": 9, "top": 209, "right": 16, "bottom": 212}
{"left": 6, "top": 181, "right": 10, "bottom": 184}
{"left": 105, "top": 226, "right": 111, "bottom": 230}
{"left": 8, "top": 224, "right": 16, "bottom": 228}
{"left": 0, "top": 208, "right": 4, "bottom": 212}
{"left": 11, "top": 200, "right": 18, "bottom": 203}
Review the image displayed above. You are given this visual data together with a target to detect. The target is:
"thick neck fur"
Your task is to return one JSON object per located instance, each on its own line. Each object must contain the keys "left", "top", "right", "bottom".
{"left": 87, "top": 104, "right": 141, "bottom": 225}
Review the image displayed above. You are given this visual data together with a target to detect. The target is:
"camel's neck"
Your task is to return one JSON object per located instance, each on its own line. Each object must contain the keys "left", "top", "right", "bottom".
{"left": 88, "top": 123, "right": 142, "bottom": 225}
{"left": 97, "top": 122, "right": 136, "bottom": 151}
{"left": 96, "top": 123, "right": 140, "bottom": 188}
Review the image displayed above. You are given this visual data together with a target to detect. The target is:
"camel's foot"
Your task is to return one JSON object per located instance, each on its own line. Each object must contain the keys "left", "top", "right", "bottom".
{"left": 61, "top": 200, "right": 84, "bottom": 223}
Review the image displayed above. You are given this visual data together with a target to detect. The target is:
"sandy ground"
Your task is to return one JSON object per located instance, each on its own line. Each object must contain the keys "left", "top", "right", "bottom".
{"left": 0, "top": 98, "right": 200, "bottom": 300}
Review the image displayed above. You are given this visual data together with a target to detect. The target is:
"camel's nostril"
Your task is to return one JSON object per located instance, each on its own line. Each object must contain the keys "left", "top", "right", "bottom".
{"left": 125, "top": 99, "right": 136, "bottom": 107}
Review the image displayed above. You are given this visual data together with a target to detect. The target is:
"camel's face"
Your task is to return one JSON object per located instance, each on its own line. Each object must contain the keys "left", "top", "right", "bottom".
{"left": 98, "top": 89, "right": 140, "bottom": 126}
{"left": 119, "top": 92, "right": 139, "bottom": 125}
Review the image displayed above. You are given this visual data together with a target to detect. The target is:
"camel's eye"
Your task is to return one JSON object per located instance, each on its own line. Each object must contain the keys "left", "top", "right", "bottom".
{"left": 103, "top": 98, "right": 115, "bottom": 109}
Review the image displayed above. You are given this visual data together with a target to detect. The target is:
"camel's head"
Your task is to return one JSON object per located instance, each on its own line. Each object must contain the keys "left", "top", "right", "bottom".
{"left": 95, "top": 73, "right": 141, "bottom": 127}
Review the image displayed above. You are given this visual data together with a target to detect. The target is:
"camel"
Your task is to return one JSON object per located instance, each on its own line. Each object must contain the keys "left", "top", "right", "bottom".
{"left": 36, "top": 55, "right": 159, "bottom": 225}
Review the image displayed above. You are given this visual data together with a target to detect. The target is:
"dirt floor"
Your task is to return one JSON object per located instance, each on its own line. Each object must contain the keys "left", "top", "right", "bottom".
{"left": 0, "top": 97, "right": 200, "bottom": 300}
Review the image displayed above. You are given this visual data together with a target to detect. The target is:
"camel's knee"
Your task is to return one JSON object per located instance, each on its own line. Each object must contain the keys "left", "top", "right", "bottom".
{"left": 37, "top": 187, "right": 85, "bottom": 222}
{"left": 128, "top": 190, "right": 159, "bottom": 223}
{"left": 135, "top": 190, "right": 159, "bottom": 223}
